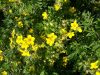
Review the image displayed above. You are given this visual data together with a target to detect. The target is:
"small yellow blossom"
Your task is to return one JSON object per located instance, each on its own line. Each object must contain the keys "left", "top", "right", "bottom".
{"left": 46, "top": 33, "right": 57, "bottom": 46}
{"left": 63, "top": 57, "right": 68, "bottom": 66}
{"left": 9, "top": 9, "right": 12, "bottom": 13}
{"left": 63, "top": 57, "right": 68, "bottom": 63}
{"left": 16, "top": 35, "right": 35, "bottom": 49}
{"left": 42, "top": 12, "right": 48, "bottom": 20}
{"left": 0, "top": 50, "right": 3, "bottom": 61}
{"left": 54, "top": 3, "right": 61, "bottom": 11}
{"left": 18, "top": 21, "right": 23, "bottom": 28}
{"left": 67, "top": 32, "right": 75, "bottom": 38}
{"left": 16, "top": 35, "right": 23, "bottom": 45}
{"left": 29, "top": 28, "right": 33, "bottom": 33}
{"left": 21, "top": 41, "right": 29, "bottom": 49}
{"left": 26, "top": 35, "right": 35, "bottom": 45}
{"left": 21, "top": 38, "right": 29, "bottom": 49}
{"left": 71, "top": 20, "right": 79, "bottom": 31}
{"left": 90, "top": 60, "right": 99, "bottom": 69}
{"left": 47, "top": 33, "right": 57, "bottom": 39}
{"left": 96, "top": 71, "right": 100, "bottom": 75}
{"left": 46, "top": 38, "right": 54, "bottom": 46}
{"left": 71, "top": 20, "right": 82, "bottom": 32}
{"left": 0, "top": 55, "right": 3, "bottom": 61}
{"left": 19, "top": 49, "right": 30, "bottom": 57}
{"left": 1, "top": 71, "right": 7, "bottom": 75}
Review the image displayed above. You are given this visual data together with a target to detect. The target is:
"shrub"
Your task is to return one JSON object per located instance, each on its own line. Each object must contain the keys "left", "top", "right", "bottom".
{"left": 0, "top": 0, "right": 100, "bottom": 75}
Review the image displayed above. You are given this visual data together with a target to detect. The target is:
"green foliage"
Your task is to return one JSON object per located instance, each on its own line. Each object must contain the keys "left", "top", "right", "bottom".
{"left": 0, "top": 0, "right": 100, "bottom": 75}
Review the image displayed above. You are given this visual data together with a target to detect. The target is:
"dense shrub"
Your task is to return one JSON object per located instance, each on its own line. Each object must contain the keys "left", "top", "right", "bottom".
{"left": 0, "top": 0, "right": 100, "bottom": 75}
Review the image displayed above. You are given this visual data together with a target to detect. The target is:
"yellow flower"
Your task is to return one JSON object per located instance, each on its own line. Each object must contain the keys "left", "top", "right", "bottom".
{"left": 9, "top": 9, "right": 12, "bottom": 13}
{"left": 46, "top": 33, "right": 57, "bottom": 46}
{"left": 11, "top": 29, "right": 15, "bottom": 38}
{"left": 67, "top": 32, "right": 75, "bottom": 38}
{"left": 47, "top": 33, "right": 57, "bottom": 39}
{"left": 18, "top": 21, "right": 23, "bottom": 28}
{"left": 96, "top": 71, "right": 100, "bottom": 75}
{"left": 1, "top": 71, "right": 7, "bottom": 75}
{"left": 46, "top": 38, "right": 54, "bottom": 46}
{"left": 26, "top": 35, "right": 35, "bottom": 45}
{"left": 0, "top": 50, "right": 3, "bottom": 61}
{"left": 71, "top": 20, "right": 79, "bottom": 31}
{"left": 42, "top": 12, "right": 48, "bottom": 20}
{"left": 29, "top": 28, "right": 33, "bottom": 33}
{"left": 63, "top": 56, "right": 68, "bottom": 66}
{"left": 19, "top": 49, "right": 30, "bottom": 57}
{"left": 54, "top": 3, "right": 61, "bottom": 11}
{"left": 63, "top": 57, "right": 68, "bottom": 63}
{"left": 16, "top": 35, "right": 23, "bottom": 45}
{"left": 90, "top": 60, "right": 99, "bottom": 69}
{"left": 21, "top": 39, "right": 29, "bottom": 49}
{"left": 71, "top": 20, "right": 82, "bottom": 32}
{"left": 0, "top": 55, "right": 3, "bottom": 61}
